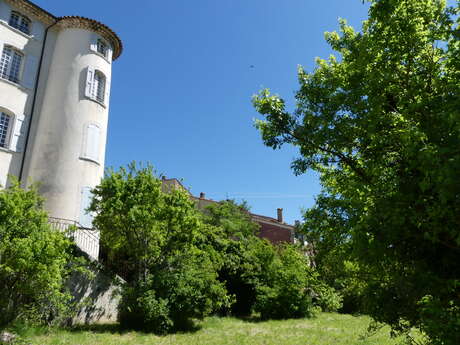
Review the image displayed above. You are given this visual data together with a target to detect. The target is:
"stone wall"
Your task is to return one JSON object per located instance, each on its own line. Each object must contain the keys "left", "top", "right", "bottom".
{"left": 67, "top": 261, "right": 124, "bottom": 324}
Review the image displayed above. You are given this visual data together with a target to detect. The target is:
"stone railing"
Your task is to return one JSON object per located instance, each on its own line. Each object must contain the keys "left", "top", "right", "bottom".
{"left": 48, "top": 217, "right": 100, "bottom": 260}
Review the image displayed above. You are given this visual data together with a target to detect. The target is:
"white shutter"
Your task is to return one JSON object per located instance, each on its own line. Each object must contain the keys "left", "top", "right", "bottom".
{"left": 89, "top": 34, "right": 98, "bottom": 53}
{"left": 84, "top": 123, "right": 100, "bottom": 162}
{"left": 85, "top": 66, "right": 95, "bottom": 99}
{"left": 31, "top": 21, "right": 44, "bottom": 41}
{"left": 10, "top": 114, "right": 26, "bottom": 152}
{"left": 22, "top": 55, "right": 39, "bottom": 89}
{"left": 104, "top": 77, "right": 111, "bottom": 106}
{"left": 79, "top": 186, "right": 94, "bottom": 229}
{"left": 0, "top": 40, "right": 4, "bottom": 72}
{"left": 106, "top": 46, "right": 113, "bottom": 62}
{"left": 0, "top": 1, "right": 11, "bottom": 23}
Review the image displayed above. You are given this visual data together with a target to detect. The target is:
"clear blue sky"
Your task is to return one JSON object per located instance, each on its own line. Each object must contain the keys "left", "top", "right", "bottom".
{"left": 36, "top": 0, "right": 370, "bottom": 224}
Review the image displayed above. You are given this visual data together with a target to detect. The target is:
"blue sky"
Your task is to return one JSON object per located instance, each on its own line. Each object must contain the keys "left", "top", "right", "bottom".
{"left": 36, "top": 0, "right": 370, "bottom": 224}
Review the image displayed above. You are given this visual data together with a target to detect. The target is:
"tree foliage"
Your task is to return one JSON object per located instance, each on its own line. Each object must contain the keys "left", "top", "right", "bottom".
{"left": 0, "top": 181, "right": 72, "bottom": 327}
{"left": 253, "top": 0, "right": 460, "bottom": 343}
{"left": 303, "top": 194, "right": 366, "bottom": 314}
{"left": 202, "top": 200, "right": 341, "bottom": 318}
{"left": 253, "top": 244, "right": 318, "bottom": 319}
{"left": 90, "top": 163, "right": 229, "bottom": 333}
{"left": 201, "top": 200, "right": 262, "bottom": 315}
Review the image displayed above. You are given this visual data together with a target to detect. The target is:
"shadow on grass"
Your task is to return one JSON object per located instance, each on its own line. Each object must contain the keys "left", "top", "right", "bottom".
{"left": 235, "top": 312, "right": 319, "bottom": 324}
{"left": 68, "top": 323, "right": 124, "bottom": 334}
{"left": 236, "top": 315, "right": 265, "bottom": 323}
{"left": 67, "top": 320, "right": 203, "bottom": 336}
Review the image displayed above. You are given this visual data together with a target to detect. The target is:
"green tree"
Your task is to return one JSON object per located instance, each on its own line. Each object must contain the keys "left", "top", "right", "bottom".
{"left": 302, "top": 194, "right": 367, "bottom": 314}
{"left": 251, "top": 242, "right": 342, "bottom": 319}
{"left": 0, "top": 181, "right": 72, "bottom": 327}
{"left": 202, "top": 200, "right": 340, "bottom": 318}
{"left": 253, "top": 0, "right": 459, "bottom": 343}
{"left": 90, "top": 163, "right": 229, "bottom": 333}
{"left": 202, "top": 200, "right": 263, "bottom": 315}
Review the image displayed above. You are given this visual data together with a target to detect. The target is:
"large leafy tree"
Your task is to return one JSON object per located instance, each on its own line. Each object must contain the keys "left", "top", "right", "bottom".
{"left": 253, "top": 0, "right": 459, "bottom": 343}
{"left": 89, "top": 163, "right": 229, "bottom": 333}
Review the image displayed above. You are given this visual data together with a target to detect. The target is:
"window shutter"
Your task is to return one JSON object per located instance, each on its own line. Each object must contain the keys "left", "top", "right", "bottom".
{"left": 10, "top": 114, "right": 26, "bottom": 152}
{"left": 84, "top": 123, "right": 100, "bottom": 162}
{"left": 22, "top": 55, "right": 39, "bottom": 89}
{"left": 85, "top": 66, "right": 95, "bottom": 99}
{"left": 79, "top": 186, "right": 94, "bottom": 229}
{"left": 89, "top": 34, "right": 98, "bottom": 53}
{"left": 31, "top": 21, "right": 44, "bottom": 41}
{"left": 104, "top": 77, "right": 111, "bottom": 106}
{"left": 106, "top": 46, "right": 113, "bottom": 62}
{"left": 0, "top": 1, "right": 11, "bottom": 23}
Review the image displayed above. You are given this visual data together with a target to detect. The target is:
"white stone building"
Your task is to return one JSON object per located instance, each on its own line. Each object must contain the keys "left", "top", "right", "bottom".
{"left": 0, "top": 0, "right": 122, "bottom": 259}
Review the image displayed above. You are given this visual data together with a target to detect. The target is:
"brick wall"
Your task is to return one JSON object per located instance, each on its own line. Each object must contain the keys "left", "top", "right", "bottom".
{"left": 257, "top": 221, "right": 293, "bottom": 244}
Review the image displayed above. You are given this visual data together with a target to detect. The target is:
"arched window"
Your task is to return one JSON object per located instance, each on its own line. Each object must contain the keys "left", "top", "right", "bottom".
{"left": 85, "top": 67, "right": 109, "bottom": 105}
{"left": 0, "top": 111, "right": 11, "bottom": 149}
{"left": 0, "top": 46, "right": 23, "bottom": 84}
{"left": 92, "top": 71, "right": 106, "bottom": 103}
{"left": 8, "top": 11, "right": 31, "bottom": 35}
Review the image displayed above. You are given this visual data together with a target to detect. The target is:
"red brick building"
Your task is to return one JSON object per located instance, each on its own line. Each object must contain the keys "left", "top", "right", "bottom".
{"left": 162, "top": 177, "right": 295, "bottom": 245}
{"left": 251, "top": 211, "right": 294, "bottom": 244}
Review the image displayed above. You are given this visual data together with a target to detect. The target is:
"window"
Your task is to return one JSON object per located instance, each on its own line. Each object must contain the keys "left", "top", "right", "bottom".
{"left": 0, "top": 46, "right": 23, "bottom": 84}
{"left": 80, "top": 186, "right": 94, "bottom": 229}
{"left": 90, "top": 35, "right": 112, "bottom": 61}
{"left": 8, "top": 11, "right": 31, "bottom": 35}
{"left": 96, "top": 39, "right": 108, "bottom": 58}
{"left": 0, "top": 112, "right": 11, "bottom": 148}
{"left": 93, "top": 71, "right": 106, "bottom": 103}
{"left": 85, "top": 67, "right": 109, "bottom": 105}
{"left": 81, "top": 123, "right": 101, "bottom": 163}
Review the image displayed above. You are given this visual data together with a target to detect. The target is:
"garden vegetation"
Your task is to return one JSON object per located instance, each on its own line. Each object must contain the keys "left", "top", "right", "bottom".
{"left": 2, "top": 1, "right": 458, "bottom": 344}
{"left": 89, "top": 163, "right": 340, "bottom": 334}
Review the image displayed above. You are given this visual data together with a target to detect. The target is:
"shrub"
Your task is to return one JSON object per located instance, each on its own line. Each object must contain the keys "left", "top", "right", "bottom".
{"left": 254, "top": 244, "right": 328, "bottom": 319}
{"left": 0, "top": 181, "right": 72, "bottom": 327}
{"left": 312, "top": 281, "right": 343, "bottom": 313}
{"left": 118, "top": 248, "right": 229, "bottom": 333}
{"left": 418, "top": 295, "right": 460, "bottom": 345}
{"left": 118, "top": 283, "right": 172, "bottom": 334}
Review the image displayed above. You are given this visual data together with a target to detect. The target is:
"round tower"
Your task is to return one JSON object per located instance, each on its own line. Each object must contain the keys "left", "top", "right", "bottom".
{"left": 23, "top": 17, "right": 122, "bottom": 232}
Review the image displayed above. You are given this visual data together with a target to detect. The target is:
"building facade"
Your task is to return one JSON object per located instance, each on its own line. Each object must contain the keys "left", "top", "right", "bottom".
{"left": 0, "top": 0, "right": 122, "bottom": 258}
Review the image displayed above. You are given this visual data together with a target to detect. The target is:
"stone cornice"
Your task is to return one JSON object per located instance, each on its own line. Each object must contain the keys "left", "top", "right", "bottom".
{"left": 5, "top": 0, "right": 122, "bottom": 60}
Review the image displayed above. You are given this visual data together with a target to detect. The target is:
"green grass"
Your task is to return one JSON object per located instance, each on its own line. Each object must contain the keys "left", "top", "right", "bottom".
{"left": 19, "top": 313, "right": 416, "bottom": 345}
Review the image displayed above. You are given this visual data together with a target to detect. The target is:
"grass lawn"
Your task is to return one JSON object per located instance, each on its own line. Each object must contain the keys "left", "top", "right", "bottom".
{"left": 19, "top": 313, "right": 416, "bottom": 345}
